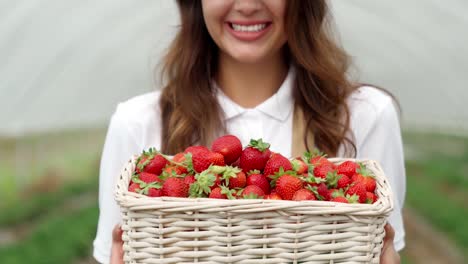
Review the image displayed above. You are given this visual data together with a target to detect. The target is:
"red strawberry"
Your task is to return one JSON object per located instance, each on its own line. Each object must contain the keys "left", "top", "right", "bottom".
{"left": 229, "top": 171, "right": 246, "bottom": 189}
{"left": 292, "top": 189, "right": 316, "bottom": 201}
{"left": 191, "top": 152, "right": 217, "bottom": 173}
{"left": 276, "top": 174, "right": 303, "bottom": 200}
{"left": 316, "top": 183, "right": 331, "bottom": 201}
{"left": 184, "top": 145, "right": 210, "bottom": 154}
{"left": 147, "top": 187, "right": 162, "bottom": 197}
{"left": 136, "top": 148, "right": 169, "bottom": 175}
{"left": 163, "top": 166, "right": 186, "bottom": 176}
{"left": 337, "top": 161, "right": 358, "bottom": 177}
{"left": 352, "top": 164, "right": 376, "bottom": 192}
{"left": 184, "top": 174, "right": 196, "bottom": 186}
{"left": 162, "top": 178, "right": 189, "bottom": 197}
{"left": 346, "top": 182, "right": 367, "bottom": 203}
{"left": 308, "top": 149, "right": 334, "bottom": 167}
{"left": 172, "top": 152, "right": 186, "bottom": 163}
{"left": 209, "top": 187, "right": 228, "bottom": 199}
{"left": 265, "top": 193, "right": 282, "bottom": 200}
{"left": 337, "top": 174, "right": 351, "bottom": 189}
{"left": 139, "top": 172, "right": 160, "bottom": 184}
{"left": 128, "top": 182, "right": 142, "bottom": 193}
{"left": 209, "top": 152, "right": 225, "bottom": 166}
{"left": 291, "top": 158, "right": 308, "bottom": 174}
{"left": 313, "top": 164, "right": 334, "bottom": 179}
{"left": 263, "top": 153, "right": 293, "bottom": 177}
{"left": 246, "top": 171, "right": 270, "bottom": 194}
{"left": 331, "top": 196, "right": 349, "bottom": 203}
{"left": 211, "top": 135, "right": 243, "bottom": 165}
{"left": 239, "top": 139, "right": 271, "bottom": 172}
{"left": 241, "top": 185, "right": 265, "bottom": 199}
{"left": 366, "top": 192, "right": 378, "bottom": 204}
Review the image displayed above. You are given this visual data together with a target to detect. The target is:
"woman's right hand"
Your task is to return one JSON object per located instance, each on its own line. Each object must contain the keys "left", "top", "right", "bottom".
{"left": 110, "top": 224, "right": 124, "bottom": 264}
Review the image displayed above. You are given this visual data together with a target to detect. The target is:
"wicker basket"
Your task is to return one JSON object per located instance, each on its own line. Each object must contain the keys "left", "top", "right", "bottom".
{"left": 115, "top": 158, "right": 394, "bottom": 264}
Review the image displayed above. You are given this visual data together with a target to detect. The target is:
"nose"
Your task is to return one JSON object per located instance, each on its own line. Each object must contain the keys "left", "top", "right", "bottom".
{"left": 233, "top": 0, "right": 262, "bottom": 16}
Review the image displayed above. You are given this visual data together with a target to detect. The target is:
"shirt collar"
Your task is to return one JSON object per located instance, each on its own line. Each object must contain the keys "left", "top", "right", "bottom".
{"left": 215, "top": 66, "right": 295, "bottom": 122}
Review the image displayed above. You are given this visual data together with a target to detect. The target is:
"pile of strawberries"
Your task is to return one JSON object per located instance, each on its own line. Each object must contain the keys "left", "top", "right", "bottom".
{"left": 128, "top": 135, "right": 378, "bottom": 204}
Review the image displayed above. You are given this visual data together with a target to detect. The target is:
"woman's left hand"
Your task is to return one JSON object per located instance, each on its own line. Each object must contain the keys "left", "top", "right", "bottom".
{"left": 380, "top": 224, "right": 401, "bottom": 264}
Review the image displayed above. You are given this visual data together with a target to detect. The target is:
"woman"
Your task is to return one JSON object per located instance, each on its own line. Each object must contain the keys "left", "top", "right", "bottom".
{"left": 94, "top": 1, "right": 405, "bottom": 263}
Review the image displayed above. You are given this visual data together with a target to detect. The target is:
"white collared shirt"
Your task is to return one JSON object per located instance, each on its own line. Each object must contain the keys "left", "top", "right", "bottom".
{"left": 93, "top": 69, "right": 406, "bottom": 263}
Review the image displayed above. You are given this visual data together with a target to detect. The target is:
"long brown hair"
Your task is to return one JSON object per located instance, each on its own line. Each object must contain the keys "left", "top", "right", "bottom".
{"left": 160, "top": 0, "right": 357, "bottom": 156}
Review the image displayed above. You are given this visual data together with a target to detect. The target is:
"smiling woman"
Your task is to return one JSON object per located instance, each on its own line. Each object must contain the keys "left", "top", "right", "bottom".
{"left": 95, "top": 1, "right": 405, "bottom": 263}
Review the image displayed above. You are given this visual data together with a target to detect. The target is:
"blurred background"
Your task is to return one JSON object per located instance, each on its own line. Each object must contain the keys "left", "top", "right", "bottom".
{"left": 0, "top": 1, "right": 467, "bottom": 263}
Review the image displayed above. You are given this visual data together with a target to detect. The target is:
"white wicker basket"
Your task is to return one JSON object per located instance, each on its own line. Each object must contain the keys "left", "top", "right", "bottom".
{"left": 115, "top": 158, "right": 394, "bottom": 264}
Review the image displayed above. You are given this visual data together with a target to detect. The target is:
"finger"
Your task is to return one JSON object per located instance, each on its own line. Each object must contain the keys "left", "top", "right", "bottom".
{"left": 112, "top": 224, "right": 123, "bottom": 243}
{"left": 384, "top": 223, "right": 395, "bottom": 241}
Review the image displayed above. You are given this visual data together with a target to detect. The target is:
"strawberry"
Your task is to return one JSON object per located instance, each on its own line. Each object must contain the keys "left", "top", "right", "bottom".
{"left": 162, "top": 166, "right": 186, "bottom": 177}
{"left": 147, "top": 187, "right": 162, "bottom": 197}
{"left": 139, "top": 172, "right": 160, "bottom": 184}
{"left": 316, "top": 183, "right": 331, "bottom": 201}
{"left": 136, "top": 148, "right": 169, "bottom": 175}
{"left": 209, "top": 187, "right": 228, "bottom": 199}
{"left": 228, "top": 171, "right": 246, "bottom": 189}
{"left": 352, "top": 163, "right": 376, "bottom": 192}
{"left": 263, "top": 153, "right": 293, "bottom": 177}
{"left": 184, "top": 145, "right": 210, "bottom": 154}
{"left": 329, "top": 188, "right": 344, "bottom": 199}
{"left": 292, "top": 189, "right": 316, "bottom": 201}
{"left": 331, "top": 196, "right": 349, "bottom": 203}
{"left": 184, "top": 174, "right": 196, "bottom": 186}
{"left": 246, "top": 171, "right": 270, "bottom": 194}
{"left": 337, "top": 174, "right": 351, "bottom": 189}
{"left": 306, "top": 149, "right": 334, "bottom": 167}
{"left": 188, "top": 150, "right": 224, "bottom": 173}
{"left": 345, "top": 182, "right": 367, "bottom": 203}
{"left": 337, "top": 161, "right": 358, "bottom": 177}
{"left": 239, "top": 139, "right": 271, "bottom": 172}
{"left": 275, "top": 174, "right": 303, "bottom": 200}
{"left": 172, "top": 152, "right": 186, "bottom": 163}
{"left": 265, "top": 193, "right": 282, "bottom": 200}
{"left": 366, "top": 192, "right": 378, "bottom": 204}
{"left": 128, "top": 182, "right": 142, "bottom": 193}
{"left": 211, "top": 135, "right": 243, "bottom": 165}
{"left": 313, "top": 164, "right": 334, "bottom": 179}
{"left": 162, "top": 178, "right": 189, "bottom": 197}
{"left": 241, "top": 185, "right": 265, "bottom": 199}
{"left": 291, "top": 158, "right": 308, "bottom": 174}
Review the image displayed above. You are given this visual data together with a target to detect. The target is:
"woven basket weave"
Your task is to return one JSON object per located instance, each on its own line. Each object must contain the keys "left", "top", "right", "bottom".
{"left": 115, "top": 158, "right": 394, "bottom": 264}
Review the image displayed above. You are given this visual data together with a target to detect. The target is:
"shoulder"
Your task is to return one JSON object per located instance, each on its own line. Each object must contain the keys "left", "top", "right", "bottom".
{"left": 347, "top": 86, "right": 400, "bottom": 145}
{"left": 109, "top": 90, "right": 163, "bottom": 148}
{"left": 114, "top": 90, "right": 162, "bottom": 121}
{"left": 348, "top": 85, "right": 395, "bottom": 117}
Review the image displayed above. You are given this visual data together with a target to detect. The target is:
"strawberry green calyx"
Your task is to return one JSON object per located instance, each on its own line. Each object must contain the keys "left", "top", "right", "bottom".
{"left": 247, "top": 170, "right": 261, "bottom": 175}
{"left": 300, "top": 172, "right": 325, "bottom": 185}
{"left": 291, "top": 159, "right": 302, "bottom": 172}
{"left": 220, "top": 185, "right": 237, "bottom": 200}
{"left": 248, "top": 138, "right": 270, "bottom": 152}
{"left": 208, "top": 165, "right": 241, "bottom": 185}
{"left": 325, "top": 171, "right": 339, "bottom": 188}
{"left": 305, "top": 185, "right": 324, "bottom": 200}
{"left": 189, "top": 171, "right": 216, "bottom": 198}
{"left": 130, "top": 176, "right": 162, "bottom": 195}
{"left": 357, "top": 163, "right": 374, "bottom": 178}
{"left": 346, "top": 194, "right": 359, "bottom": 204}
{"left": 330, "top": 189, "right": 345, "bottom": 199}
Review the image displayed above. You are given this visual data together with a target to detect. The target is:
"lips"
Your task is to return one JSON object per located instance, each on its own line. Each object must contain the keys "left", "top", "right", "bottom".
{"left": 226, "top": 21, "right": 272, "bottom": 41}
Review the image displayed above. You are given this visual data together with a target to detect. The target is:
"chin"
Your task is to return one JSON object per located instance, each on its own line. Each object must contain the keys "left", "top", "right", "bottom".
{"left": 227, "top": 49, "right": 269, "bottom": 64}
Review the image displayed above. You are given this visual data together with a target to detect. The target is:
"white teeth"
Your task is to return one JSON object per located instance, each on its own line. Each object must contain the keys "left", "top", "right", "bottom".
{"left": 231, "top": 23, "right": 267, "bottom": 32}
